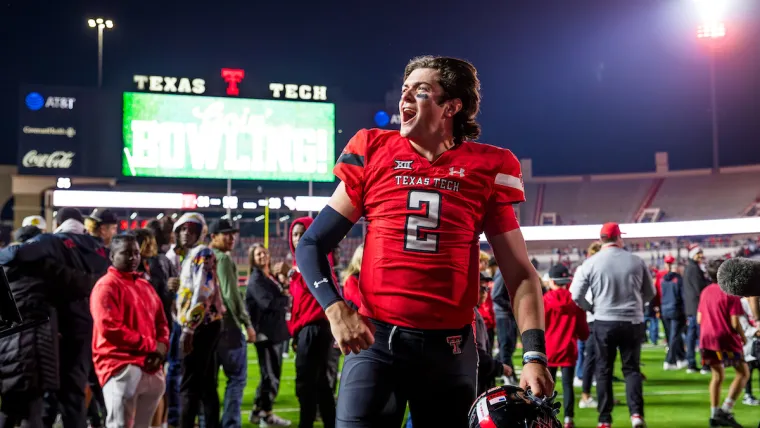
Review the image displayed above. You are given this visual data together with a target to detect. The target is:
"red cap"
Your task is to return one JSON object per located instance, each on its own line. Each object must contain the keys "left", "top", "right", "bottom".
{"left": 600, "top": 222, "right": 624, "bottom": 239}
{"left": 664, "top": 254, "right": 675, "bottom": 264}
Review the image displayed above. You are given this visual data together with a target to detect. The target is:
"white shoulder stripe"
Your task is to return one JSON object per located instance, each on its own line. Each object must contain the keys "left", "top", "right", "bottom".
{"left": 495, "top": 173, "right": 523, "bottom": 191}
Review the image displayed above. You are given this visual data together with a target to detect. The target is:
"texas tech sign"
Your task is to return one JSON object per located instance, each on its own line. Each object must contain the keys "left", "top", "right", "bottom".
{"left": 132, "top": 68, "right": 328, "bottom": 101}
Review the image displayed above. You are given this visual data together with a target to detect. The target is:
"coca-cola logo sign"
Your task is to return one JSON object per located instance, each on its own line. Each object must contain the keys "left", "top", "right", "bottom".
{"left": 22, "top": 150, "right": 75, "bottom": 169}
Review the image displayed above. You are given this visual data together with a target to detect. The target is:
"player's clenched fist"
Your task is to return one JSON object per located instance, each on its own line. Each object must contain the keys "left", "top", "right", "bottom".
{"left": 519, "top": 362, "right": 555, "bottom": 398}
{"left": 325, "top": 301, "right": 376, "bottom": 355}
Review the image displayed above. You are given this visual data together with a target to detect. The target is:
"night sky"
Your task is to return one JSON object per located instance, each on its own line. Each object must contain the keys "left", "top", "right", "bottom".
{"left": 2, "top": 0, "right": 759, "bottom": 177}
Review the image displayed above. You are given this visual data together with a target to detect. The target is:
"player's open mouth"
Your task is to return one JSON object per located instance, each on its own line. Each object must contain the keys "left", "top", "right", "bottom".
{"left": 402, "top": 108, "right": 417, "bottom": 123}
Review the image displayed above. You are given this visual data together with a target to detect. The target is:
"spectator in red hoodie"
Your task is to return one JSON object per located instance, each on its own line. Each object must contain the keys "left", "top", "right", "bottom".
{"left": 287, "top": 217, "right": 336, "bottom": 428}
{"left": 544, "top": 264, "right": 589, "bottom": 428}
{"left": 341, "top": 244, "right": 363, "bottom": 310}
{"left": 90, "top": 234, "right": 170, "bottom": 428}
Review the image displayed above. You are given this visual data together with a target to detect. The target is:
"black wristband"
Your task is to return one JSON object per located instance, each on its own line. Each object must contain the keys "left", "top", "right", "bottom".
{"left": 521, "top": 329, "right": 547, "bottom": 355}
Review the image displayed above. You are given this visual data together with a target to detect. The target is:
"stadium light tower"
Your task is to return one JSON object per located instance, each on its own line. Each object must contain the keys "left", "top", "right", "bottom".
{"left": 87, "top": 18, "right": 114, "bottom": 88}
{"left": 694, "top": 0, "right": 725, "bottom": 173}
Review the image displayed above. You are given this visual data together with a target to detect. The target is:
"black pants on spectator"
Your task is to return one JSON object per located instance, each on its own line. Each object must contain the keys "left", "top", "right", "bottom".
{"left": 495, "top": 315, "right": 517, "bottom": 372}
{"left": 327, "top": 346, "right": 342, "bottom": 395}
{"left": 87, "top": 365, "right": 105, "bottom": 428}
{"left": 548, "top": 366, "right": 575, "bottom": 419}
{"left": 43, "top": 334, "right": 91, "bottom": 428}
{"left": 593, "top": 321, "right": 644, "bottom": 424}
{"left": 254, "top": 341, "right": 284, "bottom": 412}
{"left": 180, "top": 321, "right": 221, "bottom": 428}
{"left": 582, "top": 321, "right": 596, "bottom": 395}
{"left": 746, "top": 360, "right": 760, "bottom": 397}
{"left": 0, "top": 392, "right": 44, "bottom": 428}
{"left": 295, "top": 320, "right": 336, "bottom": 428}
{"left": 663, "top": 317, "right": 686, "bottom": 365}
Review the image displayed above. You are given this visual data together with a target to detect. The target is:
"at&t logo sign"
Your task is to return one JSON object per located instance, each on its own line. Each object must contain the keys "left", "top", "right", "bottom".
{"left": 25, "top": 92, "right": 76, "bottom": 111}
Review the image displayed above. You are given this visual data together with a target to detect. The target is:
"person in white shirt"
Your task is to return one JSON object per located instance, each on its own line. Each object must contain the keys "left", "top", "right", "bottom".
{"left": 739, "top": 298, "right": 760, "bottom": 406}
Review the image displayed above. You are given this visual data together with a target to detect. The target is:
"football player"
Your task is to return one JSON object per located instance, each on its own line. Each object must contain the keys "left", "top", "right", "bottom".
{"left": 295, "top": 55, "right": 553, "bottom": 427}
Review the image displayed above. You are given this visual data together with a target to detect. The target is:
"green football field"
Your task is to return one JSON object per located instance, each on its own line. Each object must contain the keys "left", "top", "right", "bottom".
{"left": 226, "top": 345, "right": 759, "bottom": 428}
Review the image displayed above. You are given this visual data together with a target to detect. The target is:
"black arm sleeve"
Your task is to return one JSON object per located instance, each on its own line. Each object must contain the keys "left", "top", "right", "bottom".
{"left": 294, "top": 206, "right": 356, "bottom": 311}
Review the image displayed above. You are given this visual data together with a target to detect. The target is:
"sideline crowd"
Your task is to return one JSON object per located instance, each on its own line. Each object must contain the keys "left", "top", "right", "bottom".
{"left": 0, "top": 212, "right": 758, "bottom": 428}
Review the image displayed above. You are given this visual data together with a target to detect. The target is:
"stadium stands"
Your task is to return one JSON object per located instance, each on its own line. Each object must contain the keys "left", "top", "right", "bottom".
{"left": 540, "top": 178, "right": 651, "bottom": 225}
{"left": 229, "top": 166, "right": 760, "bottom": 278}
{"left": 649, "top": 170, "right": 760, "bottom": 221}
{"left": 520, "top": 182, "right": 540, "bottom": 226}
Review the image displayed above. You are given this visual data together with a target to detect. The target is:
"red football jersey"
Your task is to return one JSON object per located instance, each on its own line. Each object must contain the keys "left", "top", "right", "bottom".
{"left": 334, "top": 129, "right": 525, "bottom": 330}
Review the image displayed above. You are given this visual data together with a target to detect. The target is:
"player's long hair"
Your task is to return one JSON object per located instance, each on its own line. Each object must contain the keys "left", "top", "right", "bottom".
{"left": 404, "top": 56, "right": 481, "bottom": 143}
{"left": 341, "top": 244, "right": 364, "bottom": 286}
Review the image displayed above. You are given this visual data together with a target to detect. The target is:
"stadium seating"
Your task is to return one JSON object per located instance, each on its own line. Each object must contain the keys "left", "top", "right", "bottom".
{"left": 649, "top": 171, "right": 760, "bottom": 221}
{"left": 540, "top": 179, "right": 651, "bottom": 225}
{"left": 520, "top": 183, "right": 540, "bottom": 226}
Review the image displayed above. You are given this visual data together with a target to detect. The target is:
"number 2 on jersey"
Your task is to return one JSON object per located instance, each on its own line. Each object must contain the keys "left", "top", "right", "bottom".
{"left": 404, "top": 190, "right": 441, "bottom": 253}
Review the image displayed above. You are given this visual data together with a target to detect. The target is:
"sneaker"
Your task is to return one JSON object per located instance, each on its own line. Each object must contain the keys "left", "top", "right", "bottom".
{"left": 742, "top": 394, "right": 760, "bottom": 406}
{"left": 662, "top": 362, "right": 678, "bottom": 371}
{"left": 631, "top": 413, "right": 645, "bottom": 427}
{"left": 579, "top": 397, "right": 598, "bottom": 409}
{"left": 686, "top": 368, "right": 698, "bottom": 374}
{"left": 700, "top": 368, "right": 711, "bottom": 375}
{"left": 573, "top": 377, "right": 583, "bottom": 388}
{"left": 709, "top": 408, "right": 743, "bottom": 428}
{"left": 261, "top": 414, "right": 292, "bottom": 427}
{"left": 596, "top": 423, "right": 612, "bottom": 428}
{"left": 563, "top": 417, "right": 575, "bottom": 428}
{"left": 676, "top": 360, "right": 689, "bottom": 369}
{"left": 249, "top": 410, "right": 263, "bottom": 425}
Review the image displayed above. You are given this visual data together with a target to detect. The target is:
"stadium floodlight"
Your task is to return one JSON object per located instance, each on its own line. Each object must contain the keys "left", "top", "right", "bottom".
{"left": 697, "top": 22, "right": 726, "bottom": 39}
{"left": 694, "top": 0, "right": 726, "bottom": 39}
{"left": 692, "top": 1, "right": 725, "bottom": 172}
{"left": 87, "top": 17, "right": 115, "bottom": 87}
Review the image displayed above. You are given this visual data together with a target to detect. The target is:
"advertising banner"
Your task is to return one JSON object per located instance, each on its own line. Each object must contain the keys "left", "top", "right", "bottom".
{"left": 122, "top": 92, "right": 335, "bottom": 182}
{"left": 17, "top": 86, "right": 89, "bottom": 175}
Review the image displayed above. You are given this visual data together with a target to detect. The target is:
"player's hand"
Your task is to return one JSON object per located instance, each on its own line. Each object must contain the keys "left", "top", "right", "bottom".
{"left": 325, "top": 301, "right": 375, "bottom": 355}
{"left": 502, "top": 364, "right": 513, "bottom": 377}
{"left": 246, "top": 326, "right": 257, "bottom": 343}
{"left": 180, "top": 331, "right": 194, "bottom": 356}
{"left": 520, "top": 362, "right": 554, "bottom": 398}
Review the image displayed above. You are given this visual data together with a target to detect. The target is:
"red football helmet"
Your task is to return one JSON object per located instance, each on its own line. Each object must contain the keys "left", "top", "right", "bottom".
{"left": 468, "top": 385, "right": 562, "bottom": 428}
